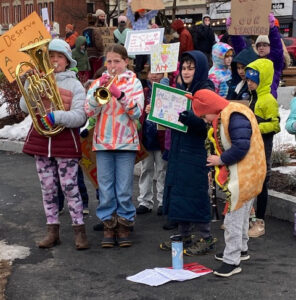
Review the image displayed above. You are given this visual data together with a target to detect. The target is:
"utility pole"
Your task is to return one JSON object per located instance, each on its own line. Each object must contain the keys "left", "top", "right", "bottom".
{"left": 172, "top": 0, "right": 177, "bottom": 21}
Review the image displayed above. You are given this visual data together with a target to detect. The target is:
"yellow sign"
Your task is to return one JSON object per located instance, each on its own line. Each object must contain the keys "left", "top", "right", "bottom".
{"left": 0, "top": 11, "right": 52, "bottom": 83}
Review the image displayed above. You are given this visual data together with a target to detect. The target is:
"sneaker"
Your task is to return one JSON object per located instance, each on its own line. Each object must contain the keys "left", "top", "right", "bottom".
{"left": 160, "top": 235, "right": 193, "bottom": 251}
{"left": 83, "top": 208, "right": 89, "bottom": 215}
{"left": 213, "top": 262, "right": 242, "bottom": 277}
{"left": 248, "top": 219, "right": 265, "bottom": 238}
{"left": 215, "top": 251, "right": 250, "bottom": 262}
{"left": 162, "top": 220, "right": 178, "bottom": 230}
{"left": 157, "top": 206, "right": 163, "bottom": 216}
{"left": 184, "top": 237, "right": 217, "bottom": 256}
{"left": 136, "top": 205, "right": 152, "bottom": 214}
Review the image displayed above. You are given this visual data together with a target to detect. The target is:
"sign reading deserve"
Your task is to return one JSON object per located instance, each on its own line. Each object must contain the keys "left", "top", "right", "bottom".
{"left": 0, "top": 11, "right": 52, "bottom": 83}
{"left": 228, "top": 0, "right": 272, "bottom": 36}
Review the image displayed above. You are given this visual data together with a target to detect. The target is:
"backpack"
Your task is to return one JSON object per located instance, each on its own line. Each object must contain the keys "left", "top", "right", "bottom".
{"left": 83, "top": 28, "right": 94, "bottom": 48}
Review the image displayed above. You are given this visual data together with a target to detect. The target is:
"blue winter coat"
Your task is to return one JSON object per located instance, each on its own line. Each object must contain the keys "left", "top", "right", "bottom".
{"left": 163, "top": 50, "right": 214, "bottom": 223}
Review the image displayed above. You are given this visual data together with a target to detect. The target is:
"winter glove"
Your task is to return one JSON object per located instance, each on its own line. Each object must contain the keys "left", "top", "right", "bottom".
{"left": 269, "top": 13, "right": 275, "bottom": 28}
{"left": 178, "top": 110, "right": 189, "bottom": 124}
{"left": 99, "top": 74, "right": 111, "bottom": 86}
{"left": 41, "top": 112, "right": 55, "bottom": 130}
{"left": 80, "top": 128, "right": 89, "bottom": 138}
{"left": 226, "top": 17, "right": 232, "bottom": 30}
{"left": 109, "top": 83, "right": 122, "bottom": 99}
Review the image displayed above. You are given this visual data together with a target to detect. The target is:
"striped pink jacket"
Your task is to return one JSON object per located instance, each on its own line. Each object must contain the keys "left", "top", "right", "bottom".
{"left": 84, "top": 70, "right": 144, "bottom": 151}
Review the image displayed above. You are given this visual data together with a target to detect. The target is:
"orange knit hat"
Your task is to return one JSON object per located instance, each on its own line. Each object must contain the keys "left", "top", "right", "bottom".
{"left": 65, "top": 24, "right": 73, "bottom": 31}
{"left": 186, "top": 89, "right": 229, "bottom": 117}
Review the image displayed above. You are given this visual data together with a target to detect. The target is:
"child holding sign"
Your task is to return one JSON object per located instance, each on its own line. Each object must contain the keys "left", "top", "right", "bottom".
{"left": 160, "top": 50, "right": 217, "bottom": 255}
{"left": 20, "top": 39, "right": 89, "bottom": 250}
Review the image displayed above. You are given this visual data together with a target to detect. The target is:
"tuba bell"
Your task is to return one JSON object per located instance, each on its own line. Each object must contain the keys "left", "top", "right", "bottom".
{"left": 15, "top": 39, "right": 65, "bottom": 137}
{"left": 93, "top": 74, "right": 118, "bottom": 105}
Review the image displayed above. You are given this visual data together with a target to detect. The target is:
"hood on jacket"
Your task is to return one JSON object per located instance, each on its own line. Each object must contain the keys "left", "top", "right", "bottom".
{"left": 75, "top": 36, "right": 87, "bottom": 50}
{"left": 179, "top": 50, "right": 213, "bottom": 94}
{"left": 171, "top": 19, "right": 184, "bottom": 34}
{"left": 246, "top": 58, "right": 274, "bottom": 97}
{"left": 231, "top": 46, "right": 258, "bottom": 85}
{"left": 211, "top": 42, "right": 233, "bottom": 69}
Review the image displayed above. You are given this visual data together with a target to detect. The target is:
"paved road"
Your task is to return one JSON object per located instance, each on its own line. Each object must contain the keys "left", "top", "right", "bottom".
{"left": 1, "top": 151, "right": 296, "bottom": 300}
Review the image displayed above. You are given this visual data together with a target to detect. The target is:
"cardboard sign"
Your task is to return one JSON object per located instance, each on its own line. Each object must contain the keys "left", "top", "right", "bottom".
{"left": 131, "top": 0, "right": 164, "bottom": 11}
{"left": 228, "top": 0, "right": 272, "bottom": 36}
{"left": 96, "top": 27, "right": 116, "bottom": 49}
{"left": 124, "top": 28, "right": 164, "bottom": 55}
{"left": 151, "top": 43, "right": 179, "bottom": 73}
{"left": 80, "top": 128, "right": 98, "bottom": 189}
{"left": 0, "top": 11, "right": 52, "bottom": 83}
{"left": 148, "top": 83, "right": 191, "bottom": 133}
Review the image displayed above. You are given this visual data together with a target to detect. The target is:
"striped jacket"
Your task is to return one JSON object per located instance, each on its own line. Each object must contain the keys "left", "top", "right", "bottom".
{"left": 84, "top": 69, "right": 144, "bottom": 151}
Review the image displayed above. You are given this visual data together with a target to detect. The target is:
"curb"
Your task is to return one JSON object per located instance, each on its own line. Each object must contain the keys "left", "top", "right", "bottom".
{"left": 0, "top": 139, "right": 294, "bottom": 223}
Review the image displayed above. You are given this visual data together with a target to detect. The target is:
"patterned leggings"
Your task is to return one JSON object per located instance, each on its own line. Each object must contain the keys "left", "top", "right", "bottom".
{"left": 35, "top": 155, "right": 84, "bottom": 225}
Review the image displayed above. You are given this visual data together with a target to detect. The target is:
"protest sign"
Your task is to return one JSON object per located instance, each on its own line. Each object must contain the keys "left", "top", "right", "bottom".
{"left": 96, "top": 27, "right": 116, "bottom": 49}
{"left": 151, "top": 43, "right": 179, "bottom": 73}
{"left": 131, "top": 0, "right": 164, "bottom": 11}
{"left": 148, "top": 83, "right": 191, "bottom": 133}
{"left": 124, "top": 28, "right": 164, "bottom": 55}
{"left": 0, "top": 11, "right": 52, "bottom": 83}
{"left": 228, "top": 0, "right": 272, "bottom": 35}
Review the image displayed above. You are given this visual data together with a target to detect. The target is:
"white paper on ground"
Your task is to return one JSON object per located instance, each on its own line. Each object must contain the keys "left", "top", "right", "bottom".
{"left": 126, "top": 267, "right": 209, "bottom": 286}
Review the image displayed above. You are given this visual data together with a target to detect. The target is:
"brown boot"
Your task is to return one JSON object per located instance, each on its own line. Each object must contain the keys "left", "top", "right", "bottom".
{"left": 73, "top": 224, "right": 89, "bottom": 250}
{"left": 38, "top": 224, "right": 60, "bottom": 248}
{"left": 102, "top": 216, "right": 117, "bottom": 248}
{"left": 117, "top": 217, "right": 134, "bottom": 247}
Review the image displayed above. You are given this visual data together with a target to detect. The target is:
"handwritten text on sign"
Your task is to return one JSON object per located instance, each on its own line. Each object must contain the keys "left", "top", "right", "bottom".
{"left": 124, "top": 28, "right": 164, "bottom": 55}
{"left": 228, "top": 0, "right": 272, "bottom": 36}
{"left": 0, "top": 11, "right": 52, "bottom": 83}
{"left": 151, "top": 43, "right": 179, "bottom": 73}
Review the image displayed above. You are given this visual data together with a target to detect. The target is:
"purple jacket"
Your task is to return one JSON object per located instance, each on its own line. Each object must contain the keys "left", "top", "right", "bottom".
{"left": 231, "top": 27, "right": 284, "bottom": 99}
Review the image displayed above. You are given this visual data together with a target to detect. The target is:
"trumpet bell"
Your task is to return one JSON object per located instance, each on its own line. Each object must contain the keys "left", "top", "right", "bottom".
{"left": 94, "top": 87, "right": 112, "bottom": 105}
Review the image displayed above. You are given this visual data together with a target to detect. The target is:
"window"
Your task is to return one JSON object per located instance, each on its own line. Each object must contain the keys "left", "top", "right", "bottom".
{"left": 49, "top": 2, "right": 54, "bottom": 21}
{"left": 87, "top": 3, "right": 95, "bottom": 14}
{"left": 38, "top": 3, "right": 43, "bottom": 16}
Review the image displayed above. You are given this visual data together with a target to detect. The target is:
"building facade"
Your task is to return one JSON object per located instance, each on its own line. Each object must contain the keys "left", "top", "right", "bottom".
{"left": 0, "top": 0, "right": 105, "bottom": 36}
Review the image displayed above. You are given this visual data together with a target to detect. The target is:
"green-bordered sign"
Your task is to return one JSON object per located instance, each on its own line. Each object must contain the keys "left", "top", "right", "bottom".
{"left": 147, "top": 82, "right": 191, "bottom": 133}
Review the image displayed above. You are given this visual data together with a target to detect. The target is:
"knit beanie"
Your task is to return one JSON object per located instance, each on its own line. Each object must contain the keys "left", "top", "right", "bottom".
{"left": 245, "top": 68, "right": 260, "bottom": 85}
{"left": 65, "top": 24, "right": 73, "bottom": 31}
{"left": 171, "top": 19, "right": 184, "bottom": 32}
{"left": 49, "top": 39, "right": 77, "bottom": 68}
{"left": 118, "top": 15, "right": 127, "bottom": 23}
{"left": 186, "top": 89, "right": 229, "bottom": 117}
{"left": 255, "top": 35, "right": 270, "bottom": 47}
{"left": 95, "top": 9, "right": 105, "bottom": 17}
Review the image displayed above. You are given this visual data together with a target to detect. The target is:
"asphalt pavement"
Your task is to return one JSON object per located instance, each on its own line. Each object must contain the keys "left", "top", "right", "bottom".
{"left": 1, "top": 150, "right": 296, "bottom": 300}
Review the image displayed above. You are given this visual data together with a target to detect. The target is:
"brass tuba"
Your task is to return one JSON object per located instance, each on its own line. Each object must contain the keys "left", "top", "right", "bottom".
{"left": 93, "top": 75, "right": 118, "bottom": 105}
{"left": 16, "top": 39, "right": 65, "bottom": 137}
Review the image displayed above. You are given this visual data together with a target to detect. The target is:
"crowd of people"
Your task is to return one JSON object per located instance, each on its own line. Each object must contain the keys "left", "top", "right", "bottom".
{"left": 16, "top": 4, "right": 296, "bottom": 278}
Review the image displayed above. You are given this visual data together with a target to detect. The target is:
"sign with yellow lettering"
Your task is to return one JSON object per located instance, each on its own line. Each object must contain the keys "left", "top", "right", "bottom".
{"left": 0, "top": 11, "right": 52, "bottom": 83}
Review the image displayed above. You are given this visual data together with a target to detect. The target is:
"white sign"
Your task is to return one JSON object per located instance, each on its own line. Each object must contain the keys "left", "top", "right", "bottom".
{"left": 150, "top": 43, "right": 179, "bottom": 73}
{"left": 124, "top": 28, "right": 164, "bottom": 55}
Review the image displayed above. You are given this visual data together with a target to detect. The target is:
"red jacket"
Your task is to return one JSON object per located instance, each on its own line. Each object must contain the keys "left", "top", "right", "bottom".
{"left": 171, "top": 20, "right": 194, "bottom": 56}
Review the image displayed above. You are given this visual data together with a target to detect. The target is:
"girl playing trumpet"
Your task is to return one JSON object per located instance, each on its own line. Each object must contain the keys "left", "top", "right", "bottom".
{"left": 85, "top": 44, "right": 144, "bottom": 248}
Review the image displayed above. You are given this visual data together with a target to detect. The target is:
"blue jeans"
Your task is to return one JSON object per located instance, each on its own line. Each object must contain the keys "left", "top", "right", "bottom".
{"left": 96, "top": 151, "right": 136, "bottom": 221}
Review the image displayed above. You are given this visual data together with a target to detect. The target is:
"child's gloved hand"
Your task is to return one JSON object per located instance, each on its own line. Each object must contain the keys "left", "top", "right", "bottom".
{"left": 269, "top": 13, "right": 275, "bottom": 28}
{"left": 226, "top": 17, "right": 232, "bottom": 29}
{"left": 80, "top": 128, "right": 89, "bottom": 138}
{"left": 178, "top": 110, "right": 189, "bottom": 124}
{"left": 109, "top": 84, "right": 122, "bottom": 99}
{"left": 99, "top": 74, "right": 111, "bottom": 86}
{"left": 41, "top": 112, "right": 55, "bottom": 130}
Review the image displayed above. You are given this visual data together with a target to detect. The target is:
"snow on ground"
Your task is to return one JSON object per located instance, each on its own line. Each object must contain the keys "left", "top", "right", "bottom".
{"left": 0, "top": 115, "right": 31, "bottom": 141}
{"left": 0, "top": 102, "right": 9, "bottom": 118}
{"left": 272, "top": 165, "right": 296, "bottom": 175}
{"left": 0, "top": 240, "right": 30, "bottom": 261}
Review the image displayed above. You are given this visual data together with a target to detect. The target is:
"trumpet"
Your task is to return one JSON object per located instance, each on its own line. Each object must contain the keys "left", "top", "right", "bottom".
{"left": 16, "top": 39, "right": 65, "bottom": 137}
{"left": 93, "top": 71, "right": 118, "bottom": 105}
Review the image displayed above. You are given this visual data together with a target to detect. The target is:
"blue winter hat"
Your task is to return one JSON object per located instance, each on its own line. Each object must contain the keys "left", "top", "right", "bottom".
{"left": 48, "top": 39, "right": 77, "bottom": 68}
{"left": 245, "top": 68, "right": 260, "bottom": 85}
